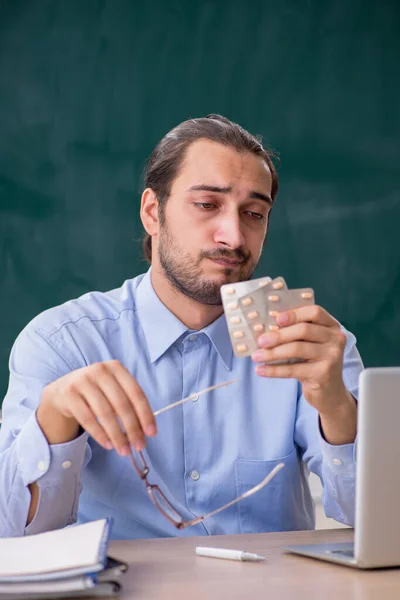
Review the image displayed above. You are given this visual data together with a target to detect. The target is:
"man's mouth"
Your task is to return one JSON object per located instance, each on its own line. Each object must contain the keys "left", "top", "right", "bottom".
{"left": 208, "top": 257, "right": 244, "bottom": 267}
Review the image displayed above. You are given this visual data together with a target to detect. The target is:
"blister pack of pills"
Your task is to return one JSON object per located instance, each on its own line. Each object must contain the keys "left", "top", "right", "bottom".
{"left": 220, "top": 276, "right": 315, "bottom": 361}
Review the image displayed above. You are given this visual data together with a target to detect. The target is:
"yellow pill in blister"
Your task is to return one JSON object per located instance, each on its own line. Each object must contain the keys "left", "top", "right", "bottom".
{"left": 230, "top": 316, "right": 241, "bottom": 325}
{"left": 248, "top": 311, "right": 259, "bottom": 320}
{"left": 253, "top": 323, "right": 264, "bottom": 332}
{"left": 301, "top": 292, "right": 313, "bottom": 299}
{"left": 225, "top": 287, "right": 235, "bottom": 295}
{"left": 228, "top": 301, "right": 238, "bottom": 310}
{"left": 241, "top": 297, "right": 253, "bottom": 306}
{"left": 236, "top": 344, "right": 248, "bottom": 353}
{"left": 268, "top": 295, "right": 280, "bottom": 302}
{"left": 269, "top": 310, "right": 279, "bottom": 317}
{"left": 273, "top": 281, "right": 284, "bottom": 289}
{"left": 232, "top": 330, "right": 245, "bottom": 339}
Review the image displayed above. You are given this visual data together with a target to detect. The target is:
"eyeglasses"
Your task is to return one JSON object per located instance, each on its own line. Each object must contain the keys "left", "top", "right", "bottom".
{"left": 129, "top": 380, "right": 285, "bottom": 530}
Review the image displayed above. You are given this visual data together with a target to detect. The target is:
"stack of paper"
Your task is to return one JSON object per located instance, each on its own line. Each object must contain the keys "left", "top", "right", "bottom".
{"left": 0, "top": 519, "right": 127, "bottom": 598}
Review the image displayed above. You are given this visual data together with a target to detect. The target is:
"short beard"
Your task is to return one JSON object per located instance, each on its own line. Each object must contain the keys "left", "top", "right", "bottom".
{"left": 158, "top": 225, "right": 257, "bottom": 306}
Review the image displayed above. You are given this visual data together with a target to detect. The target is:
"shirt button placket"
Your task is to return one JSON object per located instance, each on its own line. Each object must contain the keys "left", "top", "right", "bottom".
{"left": 182, "top": 333, "right": 204, "bottom": 518}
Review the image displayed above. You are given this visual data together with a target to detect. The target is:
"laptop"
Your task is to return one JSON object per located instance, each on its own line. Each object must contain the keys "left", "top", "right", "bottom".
{"left": 282, "top": 367, "right": 400, "bottom": 568}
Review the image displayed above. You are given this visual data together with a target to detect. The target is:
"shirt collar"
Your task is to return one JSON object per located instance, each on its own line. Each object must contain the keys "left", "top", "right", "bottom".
{"left": 135, "top": 269, "right": 233, "bottom": 370}
{"left": 135, "top": 270, "right": 187, "bottom": 363}
{"left": 203, "top": 314, "right": 234, "bottom": 371}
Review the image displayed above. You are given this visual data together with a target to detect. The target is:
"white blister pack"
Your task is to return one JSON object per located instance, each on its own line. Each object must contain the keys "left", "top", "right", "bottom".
{"left": 220, "top": 276, "right": 315, "bottom": 362}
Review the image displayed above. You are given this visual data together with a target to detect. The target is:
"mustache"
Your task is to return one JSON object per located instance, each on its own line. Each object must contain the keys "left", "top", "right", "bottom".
{"left": 200, "top": 248, "right": 250, "bottom": 263}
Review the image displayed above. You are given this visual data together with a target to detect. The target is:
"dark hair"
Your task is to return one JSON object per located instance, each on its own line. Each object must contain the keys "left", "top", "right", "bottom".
{"left": 142, "top": 114, "right": 279, "bottom": 262}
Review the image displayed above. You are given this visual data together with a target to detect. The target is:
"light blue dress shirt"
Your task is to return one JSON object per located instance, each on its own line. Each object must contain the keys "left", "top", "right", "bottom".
{"left": 0, "top": 270, "right": 363, "bottom": 539}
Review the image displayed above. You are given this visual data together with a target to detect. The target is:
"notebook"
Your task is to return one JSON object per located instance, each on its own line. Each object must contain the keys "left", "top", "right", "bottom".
{"left": 0, "top": 519, "right": 127, "bottom": 598}
{"left": 282, "top": 367, "right": 400, "bottom": 569}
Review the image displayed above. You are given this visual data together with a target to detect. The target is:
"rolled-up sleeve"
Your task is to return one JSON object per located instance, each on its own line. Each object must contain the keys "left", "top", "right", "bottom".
{"left": 0, "top": 323, "right": 90, "bottom": 537}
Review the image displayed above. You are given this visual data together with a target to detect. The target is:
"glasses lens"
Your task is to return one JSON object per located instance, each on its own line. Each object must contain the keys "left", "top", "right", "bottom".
{"left": 150, "top": 486, "right": 183, "bottom": 526}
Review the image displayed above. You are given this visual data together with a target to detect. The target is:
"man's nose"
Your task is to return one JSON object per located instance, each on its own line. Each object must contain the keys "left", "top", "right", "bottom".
{"left": 213, "top": 213, "right": 245, "bottom": 249}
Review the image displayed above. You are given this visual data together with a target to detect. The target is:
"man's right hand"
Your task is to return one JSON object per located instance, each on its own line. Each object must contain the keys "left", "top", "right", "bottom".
{"left": 36, "top": 360, "right": 157, "bottom": 454}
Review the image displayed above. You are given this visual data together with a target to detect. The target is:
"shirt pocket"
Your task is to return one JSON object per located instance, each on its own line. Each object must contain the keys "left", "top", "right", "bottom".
{"left": 235, "top": 448, "right": 311, "bottom": 533}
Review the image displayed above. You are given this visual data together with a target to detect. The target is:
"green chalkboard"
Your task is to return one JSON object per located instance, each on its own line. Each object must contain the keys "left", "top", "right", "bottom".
{"left": 1, "top": 0, "right": 400, "bottom": 402}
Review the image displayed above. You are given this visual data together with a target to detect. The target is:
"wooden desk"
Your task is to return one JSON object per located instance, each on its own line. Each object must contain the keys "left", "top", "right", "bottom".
{"left": 107, "top": 528, "right": 400, "bottom": 600}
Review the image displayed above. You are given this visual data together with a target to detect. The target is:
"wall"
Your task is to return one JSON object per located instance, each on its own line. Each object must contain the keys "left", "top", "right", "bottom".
{"left": 1, "top": 0, "right": 399, "bottom": 401}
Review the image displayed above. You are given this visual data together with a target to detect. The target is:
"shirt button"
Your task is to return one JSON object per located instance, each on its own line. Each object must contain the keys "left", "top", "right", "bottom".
{"left": 190, "top": 393, "right": 199, "bottom": 402}
{"left": 191, "top": 470, "right": 200, "bottom": 481}
{"left": 332, "top": 458, "right": 343, "bottom": 466}
{"left": 62, "top": 461, "right": 72, "bottom": 469}
{"left": 38, "top": 460, "right": 46, "bottom": 472}
{"left": 188, "top": 334, "right": 196, "bottom": 342}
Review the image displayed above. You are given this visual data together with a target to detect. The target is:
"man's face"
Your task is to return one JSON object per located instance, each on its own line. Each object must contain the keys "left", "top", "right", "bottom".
{"left": 157, "top": 139, "right": 273, "bottom": 306}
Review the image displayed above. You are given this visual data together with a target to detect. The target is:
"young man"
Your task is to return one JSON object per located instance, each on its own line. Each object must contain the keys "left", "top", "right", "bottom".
{"left": 0, "top": 115, "right": 362, "bottom": 539}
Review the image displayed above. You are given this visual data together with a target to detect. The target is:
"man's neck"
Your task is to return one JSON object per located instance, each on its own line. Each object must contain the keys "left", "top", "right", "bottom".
{"left": 150, "top": 266, "right": 224, "bottom": 330}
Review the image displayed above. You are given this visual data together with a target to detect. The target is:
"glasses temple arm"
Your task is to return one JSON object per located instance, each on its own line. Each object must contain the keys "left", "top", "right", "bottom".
{"left": 188, "top": 462, "right": 285, "bottom": 525}
{"left": 153, "top": 379, "right": 237, "bottom": 416}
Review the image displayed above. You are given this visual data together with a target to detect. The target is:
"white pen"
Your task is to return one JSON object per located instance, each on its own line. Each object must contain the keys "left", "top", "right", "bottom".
{"left": 196, "top": 546, "right": 265, "bottom": 562}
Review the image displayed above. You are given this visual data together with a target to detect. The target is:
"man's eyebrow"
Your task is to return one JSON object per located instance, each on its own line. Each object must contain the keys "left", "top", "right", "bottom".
{"left": 249, "top": 190, "right": 273, "bottom": 205}
{"left": 188, "top": 184, "right": 232, "bottom": 194}
{"left": 187, "top": 185, "right": 273, "bottom": 205}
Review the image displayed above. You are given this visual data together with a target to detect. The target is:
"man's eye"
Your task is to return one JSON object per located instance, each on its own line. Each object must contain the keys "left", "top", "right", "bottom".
{"left": 247, "top": 211, "right": 265, "bottom": 221}
{"left": 195, "top": 202, "right": 217, "bottom": 210}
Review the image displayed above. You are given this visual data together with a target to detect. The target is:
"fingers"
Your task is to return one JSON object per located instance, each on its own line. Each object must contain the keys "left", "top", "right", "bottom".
{"left": 252, "top": 341, "right": 325, "bottom": 366}
{"left": 94, "top": 364, "right": 144, "bottom": 452}
{"left": 275, "top": 305, "right": 340, "bottom": 329}
{"left": 67, "top": 390, "right": 114, "bottom": 451}
{"left": 256, "top": 322, "right": 333, "bottom": 350}
{"left": 78, "top": 373, "right": 135, "bottom": 454}
{"left": 110, "top": 361, "right": 157, "bottom": 438}
{"left": 254, "top": 361, "right": 316, "bottom": 380}
{"left": 251, "top": 307, "right": 347, "bottom": 381}
{"left": 92, "top": 361, "right": 156, "bottom": 453}
{"left": 63, "top": 361, "right": 157, "bottom": 456}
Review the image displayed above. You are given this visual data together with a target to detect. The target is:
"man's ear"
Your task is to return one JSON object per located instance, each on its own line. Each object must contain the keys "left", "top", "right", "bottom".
{"left": 140, "top": 188, "right": 159, "bottom": 236}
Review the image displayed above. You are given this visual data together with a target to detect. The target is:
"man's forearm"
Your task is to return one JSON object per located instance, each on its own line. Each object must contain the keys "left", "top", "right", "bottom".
{"left": 36, "top": 392, "right": 80, "bottom": 445}
{"left": 319, "top": 390, "right": 357, "bottom": 445}
{"left": 27, "top": 482, "right": 40, "bottom": 525}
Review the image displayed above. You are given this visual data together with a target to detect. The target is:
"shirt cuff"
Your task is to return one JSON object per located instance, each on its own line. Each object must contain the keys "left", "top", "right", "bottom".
{"left": 15, "top": 410, "right": 89, "bottom": 487}
{"left": 318, "top": 422, "right": 356, "bottom": 476}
